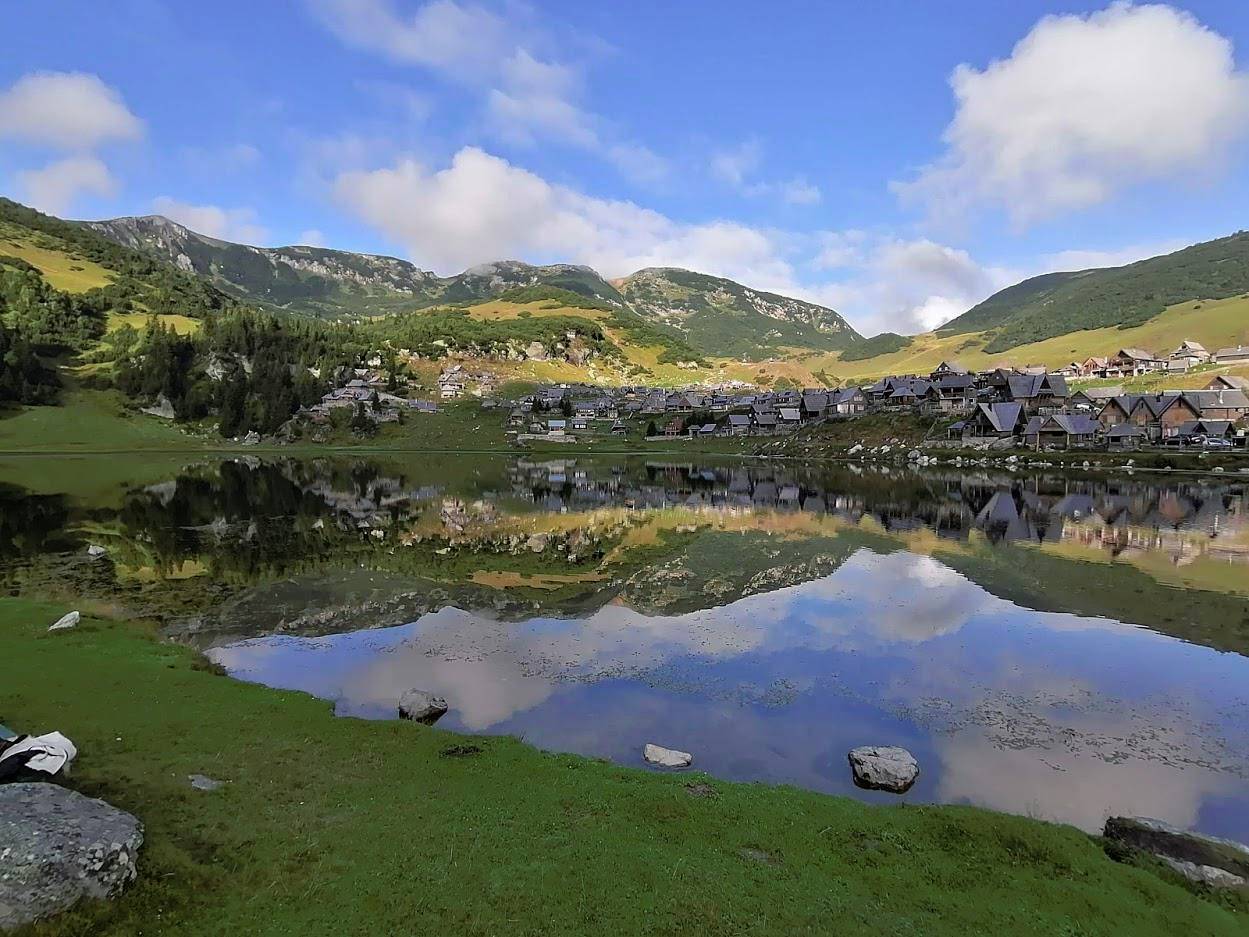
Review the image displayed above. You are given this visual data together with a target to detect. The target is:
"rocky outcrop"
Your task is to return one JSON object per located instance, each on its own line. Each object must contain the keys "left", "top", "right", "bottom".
{"left": 1104, "top": 816, "right": 1249, "bottom": 888}
{"left": 397, "top": 690, "right": 449, "bottom": 725}
{"left": 848, "top": 746, "right": 919, "bottom": 793}
{"left": 47, "top": 611, "right": 80, "bottom": 632}
{"left": 0, "top": 784, "right": 143, "bottom": 932}
{"left": 643, "top": 744, "right": 692, "bottom": 768}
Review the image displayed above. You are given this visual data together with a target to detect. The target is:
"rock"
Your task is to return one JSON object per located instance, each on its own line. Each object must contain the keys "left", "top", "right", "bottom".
{"left": 848, "top": 745, "right": 919, "bottom": 793}
{"left": 1158, "top": 857, "right": 1246, "bottom": 889}
{"left": 86, "top": 545, "right": 107, "bottom": 559}
{"left": 140, "top": 394, "right": 176, "bottom": 420}
{"left": 187, "top": 774, "right": 224, "bottom": 792}
{"left": 397, "top": 689, "right": 449, "bottom": 725}
{"left": 907, "top": 449, "right": 921, "bottom": 461}
{"left": 48, "top": 611, "right": 80, "bottom": 632}
{"left": 524, "top": 341, "right": 549, "bottom": 361}
{"left": 643, "top": 744, "right": 692, "bottom": 768}
{"left": 0, "top": 783, "right": 143, "bottom": 932}
{"left": 1104, "top": 816, "right": 1249, "bottom": 880}
{"left": 525, "top": 533, "right": 550, "bottom": 553}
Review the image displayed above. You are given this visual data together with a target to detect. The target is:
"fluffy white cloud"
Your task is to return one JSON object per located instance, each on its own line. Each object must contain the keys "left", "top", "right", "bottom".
{"left": 0, "top": 72, "right": 143, "bottom": 151}
{"left": 307, "top": 0, "right": 510, "bottom": 80}
{"left": 897, "top": 2, "right": 1249, "bottom": 225}
{"left": 333, "top": 146, "right": 793, "bottom": 283}
{"left": 17, "top": 156, "right": 117, "bottom": 215}
{"left": 151, "top": 196, "right": 269, "bottom": 245}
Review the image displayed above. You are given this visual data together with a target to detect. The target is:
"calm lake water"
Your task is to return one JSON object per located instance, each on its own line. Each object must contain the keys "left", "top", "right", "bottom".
{"left": 4, "top": 454, "right": 1249, "bottom": 840}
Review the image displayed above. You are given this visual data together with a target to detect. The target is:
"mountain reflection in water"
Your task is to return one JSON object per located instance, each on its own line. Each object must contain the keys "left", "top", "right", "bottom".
{"left": 2, "top": 454, "right": 1248, "bottom": 840}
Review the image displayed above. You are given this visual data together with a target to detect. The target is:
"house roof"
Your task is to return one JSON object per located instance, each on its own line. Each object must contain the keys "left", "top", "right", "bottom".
{"left": 1117, "top": 348, "right": 1159, "bottom": 361}
{"left": 1215, "top": 345, "right": 1249, "bottom": 357}
{"left": 976, "top": 402, "right": 1023, "bottom": 432}
{"left": 1105, "top": 423, "right": 1146, "bottom": 438}
{"left": 1209, "top": 375, "right": 1249, "bottom": 391}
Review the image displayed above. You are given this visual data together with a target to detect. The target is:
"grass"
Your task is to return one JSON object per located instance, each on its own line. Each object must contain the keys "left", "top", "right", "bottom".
{"left": 0, "top": 233, "right": 115, "bottom": 293}
{"left": 818, "top": 294, "right": 1249, "bottom": 381}
{"left": 0, "top": 388, "right": 210, "bottom": 454}
{"left": 105, "top": 312, "right": 202, "bottom": 336}
{"left": 1, "top": 595, "right": 1241, "bottom": 936}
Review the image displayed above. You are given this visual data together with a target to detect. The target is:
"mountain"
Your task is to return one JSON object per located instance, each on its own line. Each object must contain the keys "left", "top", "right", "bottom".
{"left": 85, "top": 214, "right": 860, "bottom": 357}
{"left": 616, "top": 268, "right": 859, "bottom": 357}
{"left": 940, "top": 232, "right": 1249, "bottom": 353}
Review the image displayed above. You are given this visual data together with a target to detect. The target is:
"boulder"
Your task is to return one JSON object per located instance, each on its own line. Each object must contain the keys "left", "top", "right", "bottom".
{"left": 643, "top": 744, "right": 692, "bottom": 768}
{"left": 1104, "top": 816, "right": 1249, "bottom": 882}
{"left": 140, "top": 394, "right": 176, "bottom": 420}
{"left": 525, "top": 533, "right": 550, "bottom": 553}
{"left": 848, "top": 745, "right": 919, "bottom": 793}
{"left": 1158, "top": 857, "right": 1245, "bottom": 889}
{"left": 397, "top": 689, "right": 449, "bottom": 725}
{"left": 187, "top": 774, "right": 224, "bottom": 792}
{"left": 0, "top": 783, "right": 143, "bottom": 932}
{"left": 86, "top": 545, "right": 107, "bottom": 559}
{"left": 47, "top": 611, "right": 80, "bottom": 632}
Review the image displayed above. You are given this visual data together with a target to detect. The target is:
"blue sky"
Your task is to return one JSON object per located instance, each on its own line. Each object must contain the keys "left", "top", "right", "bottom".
{"left": 3, "top": 0, "right": 1249, "bottom": 335}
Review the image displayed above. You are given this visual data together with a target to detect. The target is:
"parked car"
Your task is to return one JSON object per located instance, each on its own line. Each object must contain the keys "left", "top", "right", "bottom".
{"left": 1203, "top": 438, "right": 1233, "bottom": 449}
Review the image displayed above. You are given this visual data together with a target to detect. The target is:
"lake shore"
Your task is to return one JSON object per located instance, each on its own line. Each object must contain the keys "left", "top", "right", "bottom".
{"left": 2, "top": 596, "right": 1245, "bottom": 935}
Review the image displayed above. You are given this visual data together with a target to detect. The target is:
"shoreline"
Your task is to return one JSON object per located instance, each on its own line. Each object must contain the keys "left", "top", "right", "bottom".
{"left": 2, "top": 596, "right": 1245, "bottom": 934}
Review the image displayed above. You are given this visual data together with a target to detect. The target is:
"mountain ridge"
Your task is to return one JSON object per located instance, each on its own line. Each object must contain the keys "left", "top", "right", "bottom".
{"left": 83, "top": 213, "right": 862, "bottom": 357}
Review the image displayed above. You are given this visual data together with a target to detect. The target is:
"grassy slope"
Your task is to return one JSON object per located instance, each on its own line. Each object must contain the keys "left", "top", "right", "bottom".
{"left": 0, "top": 230, "right": 115, "bottom": 293}
{"left": 1, "top": 596, "right": 1239, "bottom": 937}
{"left": 819, "top": 294, "right": 1249, "bottom": 381}
{"left": 0, "top": 388, "right": 209, "bottom": 453}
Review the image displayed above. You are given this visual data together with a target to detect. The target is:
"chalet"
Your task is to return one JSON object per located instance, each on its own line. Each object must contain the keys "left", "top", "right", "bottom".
{"left": 1173, "top": 419, "right": 1236, "bottom": 441}
{"left": 1104, "top": 423, "right": 1147, "bottom": 450}
{"left": 777, "top": 407, "right": 802, "bottom": 426}
{"left": 547, "top": 419, "right": 567, "bottom": 437}
{"left": 830, "top": 387, "right": 868, "bottom": 415}
{"left": 927, "top": 374, "right": 976, "bottom": 411}
{"left": 725, "top": 414, "right": 752, "bottom": 436}
{"left": 753, "top": 413, "right": 779, "bottom": 435}
{"left": 1080, "top": 357, "right": 1110, "bottom": 377}
{"left": 694, "top": 423, "right": 717, "bottom": 438}
{"left": 1069, "top": 386, "right": 1122, "bottom": 410}
{"left": 966, "top": 402, "right": 1024, "bottom": 438}
{"left": 508, "top": 408, "right": 528, "bottom": 427}
{"left": 1207, "top": 375, "right": 1249, "bottom": 392}
{"left": 1108, "top": 348, "right": 1166, "bottom": 376}
{"left": 1021, "top": 413, "right": 1101, "bottom": 449}
{"left": 1003, "top": 373, "right": 1069, "bottom": 411}
{"left": 1053, "top": 362, "right": 1082, "bottom": 378}
{"left": 1181, "top": 389, "right": 1249, "bottom": 422}
{"left": 571, "top": 418, "right": 590, "bottom": 432}
{"left": 801, "top": 392, "right": 830, "bottom": 418}
{"left": 930, "top": 360, "right": 968, "bottom": 378}
{"left": 1169, "top": 341, "right": 1210, "bottom": 370}
{"left": 662, "top": 417, "right": 685, "bottom": 437}
{"left": 610, "top": 420, "right": 627, "bottom": 436}
{"left": 1214, "top": 345, "right": 1249, "bottom": 365}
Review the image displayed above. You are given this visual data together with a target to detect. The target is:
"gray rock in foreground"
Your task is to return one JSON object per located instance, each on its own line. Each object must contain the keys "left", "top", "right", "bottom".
{"left": 643, "top": 744, "right": 692, "bottom": 768}
{"left": 848, "top": 746, "right": 919, "bottom": 793}
{"left": 0, "top": 783, "right": 143, "bottom": 932}
{"left": 397, "top": 689, "right": 449, "bottom": 725}
{"left": 1158, "top": 857, "right": 1246, "bottom": 889}
{"left": 48, "top": 611, "right": 80, "bottom": 632}
{"left": 1104, "top": 816, "right": 1249, "bottom": 884}
{"left": 187, "top": 774, "right": 224, "bottom": 792}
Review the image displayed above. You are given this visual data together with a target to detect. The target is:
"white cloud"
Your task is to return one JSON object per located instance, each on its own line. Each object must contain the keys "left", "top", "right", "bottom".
{"left": 151, "top": 196, "right": 269, "bottom": 245}
{"left": 17, "top": 156, "right": 117, "bottom": 215}
{"left": 334, "top": 146, "right": 795, "bottom": 285}
{"left": 711, "top": 140, "right": 821, "bottom": 205}
{"left": 307, "top": 0, "right": 510, "bottom": 81}
{"left": 0, "top": 71, "right": 144, "bottom": 151}
{"left": 308, "top": 0, "right": 668, "bottom": 186}
{"left": 897, "top": 2, "right": 1249, "bottom": 225}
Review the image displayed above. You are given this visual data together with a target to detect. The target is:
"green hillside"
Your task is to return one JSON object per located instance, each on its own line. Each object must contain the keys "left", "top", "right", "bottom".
{"left": 617, "top": 267, "right": 861, "bottom": 357}
{"left": 940, "top": 231, "right": 1249, "bottom": 352}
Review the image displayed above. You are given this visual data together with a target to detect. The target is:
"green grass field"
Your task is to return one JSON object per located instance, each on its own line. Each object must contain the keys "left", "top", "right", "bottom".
{"left": 818, "top": 294, "right": 1249, "bottom": 381}
{"left": 0, "top": 233, "right": 116, "bottom": 293}
{"left": 1, "top": 596, "right": 1240, "bottom": 936}
{"left": 0, "top": 388, "right": 210, "bottom": 454}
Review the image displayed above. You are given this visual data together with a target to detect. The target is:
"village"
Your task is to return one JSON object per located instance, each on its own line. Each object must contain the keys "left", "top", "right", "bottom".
{"left": 290, "top": 343, "right": 1249, "bottom": 454}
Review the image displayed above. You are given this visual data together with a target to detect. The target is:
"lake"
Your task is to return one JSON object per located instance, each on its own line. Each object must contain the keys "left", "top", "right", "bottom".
{"left": 3, "top": 454, "right": 1248, "bottom": 841}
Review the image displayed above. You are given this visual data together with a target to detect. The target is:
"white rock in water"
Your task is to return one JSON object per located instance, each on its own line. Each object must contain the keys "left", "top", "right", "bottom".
{"left": 48, "top": 611, "right": 80, "bottom": 632}
{"left": 643, "top": 744, "right": 692, "bottom": 768}
{"left": 86, "top": 545, "right": 107, "bottom": 558}
{"left": 397, "top": 689, "right": 449, "bottom": 724}
{"left": 848, "top": 745, "right": 919, "bottom": 793}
